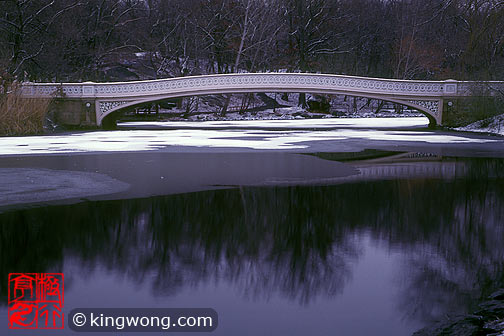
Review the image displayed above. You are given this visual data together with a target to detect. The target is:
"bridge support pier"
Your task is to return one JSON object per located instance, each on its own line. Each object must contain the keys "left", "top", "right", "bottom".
{"left": 441, "top": 96, "right": 502, "bottom": 127}
{"left": 49, "top": 99, "right": 97, "bottom": 127}
{"left": 101, "top": 116, "right": 117, "bottom": 130}
{"left": 441, "top": 98, "right": 458, "bottom": 127}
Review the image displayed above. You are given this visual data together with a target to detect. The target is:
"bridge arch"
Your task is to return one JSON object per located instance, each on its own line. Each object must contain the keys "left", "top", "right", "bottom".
{"left": 99, "top": 87, "right": 438, "bottom": 128}
{"left": 23, "top": 72, "right": 489, "bottom": 127}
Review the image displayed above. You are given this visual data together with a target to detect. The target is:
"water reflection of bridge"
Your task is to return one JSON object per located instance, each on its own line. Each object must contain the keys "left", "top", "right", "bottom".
{"left": 297, "top": 152, "right": 466, "bottom": 186}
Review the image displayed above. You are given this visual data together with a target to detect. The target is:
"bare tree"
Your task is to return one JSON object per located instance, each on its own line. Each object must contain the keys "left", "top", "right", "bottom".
{"left": 0, "top": 0, "right": 81, "bottom": 80}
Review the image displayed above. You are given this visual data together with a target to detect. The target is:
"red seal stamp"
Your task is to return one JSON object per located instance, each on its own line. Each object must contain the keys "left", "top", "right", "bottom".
{"left": 8, "top": 273, "right": 64, "bottom": 329}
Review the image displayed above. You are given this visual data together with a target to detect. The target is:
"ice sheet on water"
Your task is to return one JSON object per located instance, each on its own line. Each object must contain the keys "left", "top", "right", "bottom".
{"left": 0, "top": 119, "right": 499, "bottom": 155}
{"left": 120, "top": 117, "right": 430, "bottom": 129}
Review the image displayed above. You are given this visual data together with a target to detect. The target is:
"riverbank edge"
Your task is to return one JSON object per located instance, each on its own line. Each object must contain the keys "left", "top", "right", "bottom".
{"left": 413, "top": 289, "right": 504, "bottom": 336}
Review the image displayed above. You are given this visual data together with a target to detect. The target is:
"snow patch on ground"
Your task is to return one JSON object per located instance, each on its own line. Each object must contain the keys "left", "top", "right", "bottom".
{"left": 454, "top": 114, "right": 504, "bottom": 136}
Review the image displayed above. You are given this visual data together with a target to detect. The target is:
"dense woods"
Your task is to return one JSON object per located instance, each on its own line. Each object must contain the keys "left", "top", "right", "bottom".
{"left": 1, "top": 0, "right": 503, "bottom": 83}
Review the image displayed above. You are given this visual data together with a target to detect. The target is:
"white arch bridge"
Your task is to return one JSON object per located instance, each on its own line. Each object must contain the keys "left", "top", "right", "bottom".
{"left": 20, "top": 73, "right": 504, "bottom": 128}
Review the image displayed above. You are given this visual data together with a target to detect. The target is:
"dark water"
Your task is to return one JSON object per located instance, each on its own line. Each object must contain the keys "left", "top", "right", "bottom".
{"left": 1, "top": 157, "right": 504, "bottom": 335}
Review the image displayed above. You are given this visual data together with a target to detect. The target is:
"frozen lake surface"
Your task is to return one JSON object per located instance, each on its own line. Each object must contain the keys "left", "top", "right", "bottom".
{"left": 0, "top": 117, "right": 502, "bottom": 155}
{"left": 119, "top": 116, "right": 431, "bottom": 129}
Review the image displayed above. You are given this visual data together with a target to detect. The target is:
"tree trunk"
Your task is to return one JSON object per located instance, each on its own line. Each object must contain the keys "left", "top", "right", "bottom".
{"left": 298, "top": 93, "right": 307, "bottom": 108}
{"left": 222, "top": 0, "right": 250, "bottom": 115}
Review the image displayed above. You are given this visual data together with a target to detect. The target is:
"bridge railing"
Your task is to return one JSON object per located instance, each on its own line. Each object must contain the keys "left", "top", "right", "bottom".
{"left": 19, "top": 73, "right": 491, "bottom": 99}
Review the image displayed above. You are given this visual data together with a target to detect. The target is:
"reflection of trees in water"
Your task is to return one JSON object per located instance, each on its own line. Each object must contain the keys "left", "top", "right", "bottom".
{"left": 133, "top": 188, "right": 360, "bottom": 304}
{"left": 0, "top": 187, "right": 361, "bottom": 306}
{"left": 0, "top": 159, "right": 503, "bottom": 321}
{"left": 391, "top": 158, "right": 504, "bottom": 323}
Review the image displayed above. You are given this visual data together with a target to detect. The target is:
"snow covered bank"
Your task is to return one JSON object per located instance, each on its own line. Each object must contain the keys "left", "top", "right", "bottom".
{"left": 454, "top": 114, "right": 504, "bottom": 136}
